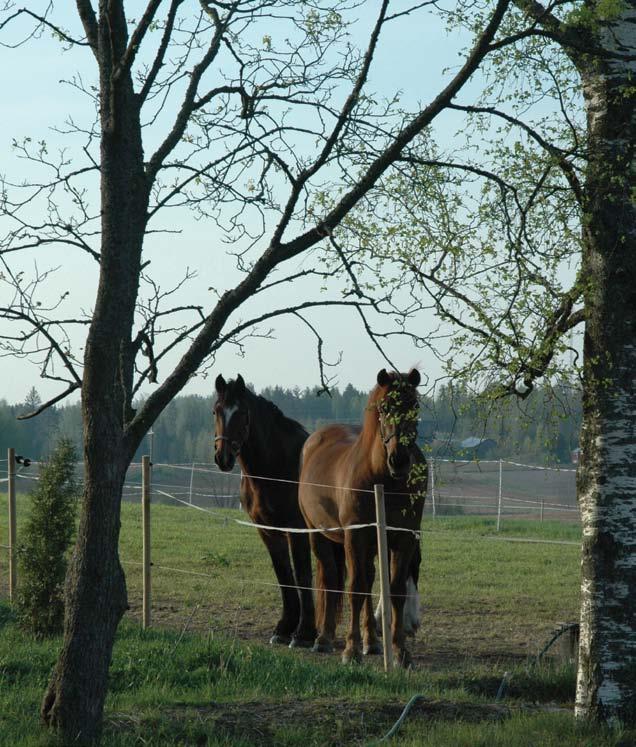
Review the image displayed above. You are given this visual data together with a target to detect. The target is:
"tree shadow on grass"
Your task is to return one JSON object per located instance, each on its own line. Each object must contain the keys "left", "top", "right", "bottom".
{"left": 0, "top": 601, "right": 16, "bottom": 631}
{"left": 435, "top": 661, "right": 576, "bottom": 704}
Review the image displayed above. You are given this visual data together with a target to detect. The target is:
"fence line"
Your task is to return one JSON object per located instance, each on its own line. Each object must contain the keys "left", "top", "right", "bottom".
{"left": 121, "top": 559, "right": 387, "bottom": 600}
{"left": 2, "top": 447, "right": 580, "bottom": 643}
{"left": 155, "top": 485, "right": 420, "bottom": 537}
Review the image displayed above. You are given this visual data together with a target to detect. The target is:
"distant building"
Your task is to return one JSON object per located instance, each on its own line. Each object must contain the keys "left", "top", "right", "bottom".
{"left": 458, "top": 437, "right": 498, "bottom": 459}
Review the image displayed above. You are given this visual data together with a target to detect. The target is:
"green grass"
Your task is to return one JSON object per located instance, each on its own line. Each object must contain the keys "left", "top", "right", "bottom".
{"left": 0, "top": 604, "right": 631, "bottom": 746}
{"left": 2, "top": 494, "right": 624, "bottom": 746}
{"left": 3, "top": 496, "right": 581, "bottom": 659}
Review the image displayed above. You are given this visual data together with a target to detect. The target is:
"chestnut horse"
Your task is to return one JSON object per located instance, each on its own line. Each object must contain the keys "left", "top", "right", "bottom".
{"left": 298, "top": 368, "right": 426, "bottom": 666}
{"left": 213, "top": 374, "right": 316, "bottom": 647}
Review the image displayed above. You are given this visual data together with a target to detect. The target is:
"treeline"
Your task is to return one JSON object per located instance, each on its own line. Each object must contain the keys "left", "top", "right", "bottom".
{"left": 0, "top": 382, "right": 581, "bottom": 465}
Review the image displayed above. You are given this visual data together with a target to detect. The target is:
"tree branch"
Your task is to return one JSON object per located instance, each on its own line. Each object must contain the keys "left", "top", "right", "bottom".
{"left": 146, "top": 4, "right": 230, "bottom": 180}
{"left": 115, "top": 0, "right": 164, "bottom": 81}
{"left": 275, "top": 0, "right": 512, "bottom": 261}
{"left": 449, "top": 102, "right": 584, "bottom": 207}
{"left": 16, "top": 382, "right": 81, "bottom": 420}
{"left": 75, "top": 0, "right": 98, "bottom": 53}
{"left": 139, "top": 0, "right": 185, "bottom": 104}
{"left": 0, "top": 6, "right": 93, "bottom": 48}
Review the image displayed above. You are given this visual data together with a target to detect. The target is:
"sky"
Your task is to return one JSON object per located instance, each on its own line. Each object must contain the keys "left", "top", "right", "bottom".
{"left": 0, "top": 2, "right": 568, "bottom": 409}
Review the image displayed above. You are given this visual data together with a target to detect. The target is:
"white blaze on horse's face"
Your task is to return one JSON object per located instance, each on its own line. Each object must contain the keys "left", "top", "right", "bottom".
{"left": 214, "top": 403, "right": 241, "bottom": 471}
{"left": 223, "top": 404, "right": 239, "bottom": 426}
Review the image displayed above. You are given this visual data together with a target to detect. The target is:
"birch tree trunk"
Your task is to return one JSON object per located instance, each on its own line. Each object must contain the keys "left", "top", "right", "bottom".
{"left": 576, "top": 5, "right": 636, "bottom": 725}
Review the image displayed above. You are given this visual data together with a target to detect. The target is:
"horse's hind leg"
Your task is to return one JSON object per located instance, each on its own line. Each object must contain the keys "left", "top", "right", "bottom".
{"left": 288, "top": 532, "right": 317, "bottom": 648}
{"left": 311, "top": 533, "right": 342, "bottom": 654}
{"left": 258, "top": 528, "right": 300, "bottom": 645}
{"left": 389, "top": 545, "right": 415, "bottom": 667}
{"left": 403, "top": 543, "right": 421, "bottom": 636}
{"left": 375, "top": 556, "right": 421, "bottom": 636}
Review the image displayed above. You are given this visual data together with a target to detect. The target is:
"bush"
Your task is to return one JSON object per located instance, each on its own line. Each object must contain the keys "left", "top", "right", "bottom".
{"left": 15, "top": 438, "right": 79, "bottom": 637}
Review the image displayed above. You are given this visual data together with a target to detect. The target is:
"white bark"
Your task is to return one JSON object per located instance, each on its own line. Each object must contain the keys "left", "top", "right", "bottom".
{"left": 575, "top": 6, "right": 636, "bottom": 720}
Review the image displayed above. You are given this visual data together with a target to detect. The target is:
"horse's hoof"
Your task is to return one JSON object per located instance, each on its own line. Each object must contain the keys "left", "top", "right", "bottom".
{"left": 312, "top": 640, "right": 333, "bottom": 654}
{"left": 289, "top": 635, "right": 314, "bottom": 649}
{"left": 269, "top": 633, "right": 292, "bottom": 646}
{"left": 363, "top": 641, "right": 383, "bottom": 656}
{"left": 396, "top": 649, "right": 413, "bottom": 668}
{"left": 342, "top": 648, "right": 362, "bottom": 664}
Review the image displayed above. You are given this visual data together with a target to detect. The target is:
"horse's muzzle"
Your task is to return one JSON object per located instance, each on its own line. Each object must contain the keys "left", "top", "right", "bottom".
{"left": 388, "top": 449, "right": 412, "bottom": 480}
{"left": 214, "top": 449, "right": 236, "bottom": 472}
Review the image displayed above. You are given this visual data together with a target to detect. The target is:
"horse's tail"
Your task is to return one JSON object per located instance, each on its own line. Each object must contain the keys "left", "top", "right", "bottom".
{"left": 315, "top": 541, "right": 346, "bottom": 631}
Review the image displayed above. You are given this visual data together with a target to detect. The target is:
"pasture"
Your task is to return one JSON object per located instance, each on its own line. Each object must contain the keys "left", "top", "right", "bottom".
{"left": 0, "top": 496, "right": 629, "bottom": 745}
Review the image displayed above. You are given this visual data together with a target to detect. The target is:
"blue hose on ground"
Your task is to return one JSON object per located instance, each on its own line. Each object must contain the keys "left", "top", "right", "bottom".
{"left": 369, "top": 694, "right": 426, "bottom": 744}
{"left": 495, "top": 671, "right": 510, "bottom": 702}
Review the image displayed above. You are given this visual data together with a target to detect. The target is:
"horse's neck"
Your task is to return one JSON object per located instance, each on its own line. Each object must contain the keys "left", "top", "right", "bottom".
{"left": 238, "top": 398, "right": 277, "bottom": 478}
{"left": 353, "top": 424, "right": 388, "bottom": 484}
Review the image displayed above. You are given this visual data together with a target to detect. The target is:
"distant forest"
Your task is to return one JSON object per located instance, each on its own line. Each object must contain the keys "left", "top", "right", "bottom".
{"left": 0, "top": 381, "right": 581, "bottom": 466}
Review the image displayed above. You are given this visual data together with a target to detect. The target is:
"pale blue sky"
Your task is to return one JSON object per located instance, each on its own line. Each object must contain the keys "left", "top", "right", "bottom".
{"left": 0, "top": 2, "right": 495, "bottom": 406}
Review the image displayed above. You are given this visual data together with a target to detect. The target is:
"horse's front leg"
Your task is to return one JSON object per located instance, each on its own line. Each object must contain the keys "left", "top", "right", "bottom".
{"left": 362, "top": 549, "right": 382, "bottom": 656}
{"left": 258, "top": 528, "right": 300, "bottom": 645}
{"left": 288, "top": 532, "right": 317, "bottom": 648}
{"left": 342, "top": 531, "right": 369, "bottom": 664}
{"left": 389, "top": 546, "right": 415, "bottom": 667}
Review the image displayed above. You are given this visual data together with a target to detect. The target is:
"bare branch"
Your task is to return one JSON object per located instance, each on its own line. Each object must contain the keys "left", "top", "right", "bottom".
{"left": 0, "top": 5, "right": 92, "bottom": 48}
{"left": 115, "top": 0, "right": 164, "bottom": 81}
{"left": 270, "top": 0, "right": 391, "bottom": 246}
{"left": 16, "top": 382, "right": 81, "bottom": 419}
{"left": 146, "top": 5, "right": 230, "bottom": 180}
{"left": 275, "top": 0, "right": 512, "bottom": 260}
{"left": 291, "top": 311, "right": 342, "bottom": 394}
{"left": 139, "top": 0, "right": 185, "bottom": 104}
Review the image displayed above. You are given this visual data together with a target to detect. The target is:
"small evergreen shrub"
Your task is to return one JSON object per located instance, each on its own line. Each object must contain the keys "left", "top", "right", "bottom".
{"left": 16, "top": 438, "right": 79, "bottom": 637}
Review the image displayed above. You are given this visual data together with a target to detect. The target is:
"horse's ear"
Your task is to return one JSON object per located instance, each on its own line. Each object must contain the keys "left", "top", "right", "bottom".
{"left": 215, "top": 374, "right": 226, "bottom": 394}
{"left": 407, "top": 368, "right": 421, "bottom": 387}
{"left": 236, "top": 374, "right": 246, "bottom": 395}
{"left": 377, "top": 369, "right": 391, "bottom": 387}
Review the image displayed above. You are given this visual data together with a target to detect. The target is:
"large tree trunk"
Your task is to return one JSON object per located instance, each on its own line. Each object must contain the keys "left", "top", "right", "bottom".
{"left": 40, "top": 3, "right": 149, "bottom": 741}
{"left": 576, "top": 12, "right": 636, "bottom": 725}
{"left": 40, "top": 454, "right": 129, "bottom": 740}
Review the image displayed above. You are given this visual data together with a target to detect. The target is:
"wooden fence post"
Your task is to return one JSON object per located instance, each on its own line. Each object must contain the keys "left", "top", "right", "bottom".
{"left": 8, "top": 447, "right": 16, "bottom": 602}
{"left": 430, "top": 458, "right": 436, "bottom": 519}
{"left": 142, "top": 455, "right": 151, "bottom": 629}
{"left": 496, "top": 459, "right": 503, "bottom": 532}
{"left": 374, "top": 484, "right": 393, "bottom": 672}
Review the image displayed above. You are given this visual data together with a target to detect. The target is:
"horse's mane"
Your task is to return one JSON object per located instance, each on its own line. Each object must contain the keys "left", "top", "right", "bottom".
{"left": 360, "top": 383, "right": 383, "bottom": 448}
{"left": 246, "top": 388, "right": 309, "bottom": 442}
{"left": 359, "top": 373, "right": 419, "bottom": 450}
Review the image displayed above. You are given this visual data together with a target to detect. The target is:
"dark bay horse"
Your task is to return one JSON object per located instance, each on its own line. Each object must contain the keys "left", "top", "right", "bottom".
{"left": 298, "top": 368, "right": 426, "bottom": 666}
{"left": 213, "top": 373, "right": 316, "bottom": 647}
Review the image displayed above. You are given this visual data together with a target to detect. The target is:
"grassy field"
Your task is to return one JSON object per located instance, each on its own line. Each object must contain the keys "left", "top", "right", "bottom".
{"left": 1, "top": 493, "right": 632, "bottom": 745}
